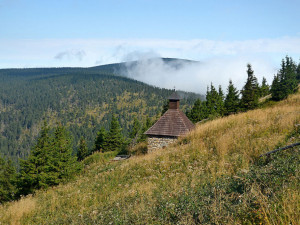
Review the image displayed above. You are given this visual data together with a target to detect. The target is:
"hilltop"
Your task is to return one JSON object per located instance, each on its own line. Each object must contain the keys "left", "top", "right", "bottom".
{"left": 0, "top": 58, "right": 202, "bottom": 163}
{"left": 1, "top": 88, "right": 299, "bottom": 224}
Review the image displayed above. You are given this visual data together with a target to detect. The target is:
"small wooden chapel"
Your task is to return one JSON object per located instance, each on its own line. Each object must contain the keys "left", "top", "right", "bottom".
{"left": 144, "top": 92, "right": 195, "bottom": 151}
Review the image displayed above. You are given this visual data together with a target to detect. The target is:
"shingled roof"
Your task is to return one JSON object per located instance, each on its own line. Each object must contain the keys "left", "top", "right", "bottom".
{"left": 144, "top": 109, "right": 195, "bottom": 137}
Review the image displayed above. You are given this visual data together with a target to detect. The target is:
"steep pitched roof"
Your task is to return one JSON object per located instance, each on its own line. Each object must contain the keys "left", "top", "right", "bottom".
{"left": 145, "top": 109, "right": 195, "bottom": 137}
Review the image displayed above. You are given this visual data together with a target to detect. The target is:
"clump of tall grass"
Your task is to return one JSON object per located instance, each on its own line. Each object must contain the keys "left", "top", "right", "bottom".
{"left": 128, "top": 142, "right": 148, "bottom": 156}
{"left": 0, "top": 91, "right": 299, "bottom": 224}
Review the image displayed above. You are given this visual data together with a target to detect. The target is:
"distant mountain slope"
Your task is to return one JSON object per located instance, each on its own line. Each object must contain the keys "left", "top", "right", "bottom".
{"left": 0, "top": 63, "right": 202, "bottom": 163}
{"left": 89, "top": 58, "right": 198, "bottom": 76}
{"left": 1, "top": 58, "right": 197, "bottom": 78}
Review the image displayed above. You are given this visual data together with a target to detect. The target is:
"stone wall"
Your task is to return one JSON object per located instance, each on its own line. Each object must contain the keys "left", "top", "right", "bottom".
{"left": 147, "top": 135, "right": 177, "bottom": 152}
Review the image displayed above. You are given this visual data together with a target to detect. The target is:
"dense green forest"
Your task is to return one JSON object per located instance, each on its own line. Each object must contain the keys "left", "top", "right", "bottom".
{"left": 0, "top": 60, "right": 201, "bottom": 164}
{"left": 186, "top": 56, "right": 300, "bottom": 123}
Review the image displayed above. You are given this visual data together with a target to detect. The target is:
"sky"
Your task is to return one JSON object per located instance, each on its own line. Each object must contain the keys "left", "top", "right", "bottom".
{"left": 1, "top": 0, "right": 300, "bottom": 93}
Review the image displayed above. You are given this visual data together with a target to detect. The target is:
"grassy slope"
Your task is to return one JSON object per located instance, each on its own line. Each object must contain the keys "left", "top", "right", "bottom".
{"left": 1, "top": 91, "right": 299, "bottom": 224}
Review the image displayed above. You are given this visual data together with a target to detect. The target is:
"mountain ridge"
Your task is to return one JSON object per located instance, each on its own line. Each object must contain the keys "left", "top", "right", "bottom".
{"left": 0, "top": 57, "right": 198, "bottom": 74}
{"left": 0, "top": 61, "right": 202, "bottom": 163}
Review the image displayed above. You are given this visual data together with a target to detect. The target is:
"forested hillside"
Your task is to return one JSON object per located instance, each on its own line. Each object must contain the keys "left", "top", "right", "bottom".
{"left": 0, "top": 61, "right": 201, "bottom": 164}
{"left": 1, "top": 82, "right": 299, "bottom": 224}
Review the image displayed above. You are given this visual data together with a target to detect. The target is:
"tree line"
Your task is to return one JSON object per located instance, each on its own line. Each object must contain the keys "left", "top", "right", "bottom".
{"left": 1, "top": 114, "right": 154, "bottom": 203}
{"left": 1, "top": 122, "right": 80, "bottom": 202}
{"left": 77, "top": 115, "right": 153, "bottom": 160}
{"left": 0, "top": 69, "right": 199, "bottom": 164}
{"left": 186, "top": 56, "right": 300, "bottom": 123}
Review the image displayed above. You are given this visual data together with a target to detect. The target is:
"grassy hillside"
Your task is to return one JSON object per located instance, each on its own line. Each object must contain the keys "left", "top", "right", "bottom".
{"left": 0, "top": 91, "right": 299, "bottom": 224}
{"left": 0, "top": 64, "right": 201, "bottom": 163}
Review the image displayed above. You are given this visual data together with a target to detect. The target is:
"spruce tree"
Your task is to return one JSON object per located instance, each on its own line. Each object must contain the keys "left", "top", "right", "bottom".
{"left": 240, "top": 64, "right": 259, "bottom": 110}
{"left": 19, "top": 121, "right": 53, "bottom": 194}
{"left": 270, "top": 75, "right": 282, "bottom": 101}
{"left": 259, "top": 77, "right": 270, "bottom": 97}
{"left": 206, "top": 83, "right": 224, "bottom": 117}
{"left": 271, "top": 56, "right": 298, "bottom": 101}
{"left": 19, "top": 123, "right": 80, "bottom": 195}
{"left": 0, "top": 156, "right": 17, "bottom": 203}
{"left": 51, "top": 124, "right": 79, "bottom": 182}
{"left": 217, "top": 85, "right": 225, "bottom": 116}
{"left": 206, "top": 84, "right": 218, "bottom": 116}
{"left": 94, "top": 127, "right": 107, "bottom": 152}
{"left": 188, "top": 99, "right": 209, "bottom": 123}
{"left": 281, "top": 56, "right": 298, "bottom": 96}
{"left": 297, "top": 61, "right": 300, "bottom": 81}
{"left": 77, "top": 137, "right": 89, "bottom": 161}
{"left": 106, "top": 115, "right": 123, "bottom": 152}
{"left": 224, "top": 80, "right": 240, "bottom": 115}
{"left": 188, "top": 99, "right": 202, "bottom": 123}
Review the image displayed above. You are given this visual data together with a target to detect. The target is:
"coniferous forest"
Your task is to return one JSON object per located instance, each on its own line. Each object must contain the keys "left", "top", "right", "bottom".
{"left": 186, "top": 56, "right": 300, "bottom": 123}
{"left": 0, "top": 61, "right": 201, "bottom": 164}
{"left": 0, "top": 56, "right": 299, "bottom": 205}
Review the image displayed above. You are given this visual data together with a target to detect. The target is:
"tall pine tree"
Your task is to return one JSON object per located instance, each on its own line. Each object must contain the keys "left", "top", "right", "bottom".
{"left": 206, "top": 84, "right": 217, "bottom": 116}
{"left": 271, "top": 56, "right": 298, "bottom": 101}
{"left": 187, "top": 99, "right": 209, "bottom": 123}
{"left": 297, "top": 61, "right": 300, "bottom": 81}
{"left": 51, "top": 124, "right": 79, "bottom": 182}
{"left": 19, "top": 122, "right": 80, "bottom": 195}
{"left": 240, "top": 64, "right": 259, "bottom": 111}
{"left": 217, "top": 85, "right": 225, "bottom": 116}
{"left": 94, "top": 127, "right": 107, "bottom": 152}
{"left": 206, "top": 83, "right": 224, "bottom": 117}
{"left": 224, "top": 80, "right": 240, "bottom": 115}
{"left": 105, "top": 115, "right": 124, "bottom": 152}
{"left": 19, "top": 121, "right": 53, "bottom": 194}
{"left": 0, "top": 156, "right": 17, "bottom": 203}
{"left": 259, "top": 77, "right": 270, "bottom": 97}
{"left": 187, "top": 99, "right": 201, "bottom": 123}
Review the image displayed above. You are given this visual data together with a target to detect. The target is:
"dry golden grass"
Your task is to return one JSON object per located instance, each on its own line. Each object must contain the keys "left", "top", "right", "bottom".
{"left": 0, "top": 195, "right": 36, "bottom": 225}
{"left": 0, "top": 91, "right": 299, "bottom": 224}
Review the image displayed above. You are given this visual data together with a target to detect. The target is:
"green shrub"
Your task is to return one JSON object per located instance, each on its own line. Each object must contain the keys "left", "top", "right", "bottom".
{"left": 128, "top": 142, "right": 148, "bottom": 156}
{"left": 82, "top": 151, "right": 118, "bottom": 166}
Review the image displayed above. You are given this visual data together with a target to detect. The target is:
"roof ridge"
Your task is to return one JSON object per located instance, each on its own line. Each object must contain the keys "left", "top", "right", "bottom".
{"left": 144, "top": 108, "right": 194, "bottom": 137}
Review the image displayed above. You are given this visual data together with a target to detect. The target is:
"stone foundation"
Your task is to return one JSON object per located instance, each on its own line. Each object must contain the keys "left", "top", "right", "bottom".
{"left": 147, "top": 135, "right": 177, "bottom": 152}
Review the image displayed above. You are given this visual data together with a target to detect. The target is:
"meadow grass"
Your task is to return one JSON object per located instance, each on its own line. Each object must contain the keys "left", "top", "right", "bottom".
{"left": 0, "top": 91, "right": 299, "bottom": 224}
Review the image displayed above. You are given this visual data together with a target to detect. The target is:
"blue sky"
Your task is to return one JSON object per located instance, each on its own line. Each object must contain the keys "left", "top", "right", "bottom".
{"left": 1, "top": 0, "right": 299, "bottom": 40}
{"left": 0, "top": 0, "right": 300, "bottom": 92}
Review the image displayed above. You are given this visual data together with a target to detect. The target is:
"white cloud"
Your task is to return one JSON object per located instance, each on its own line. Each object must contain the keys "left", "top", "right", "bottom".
{"left": 54, "top": 49, "right": 86, "bottom": 61}
{"left": 0, "top": 37, "right": 299, "bottom": 93}
{"left": 123, "top": 54, "right": 277, "bottom": 94}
